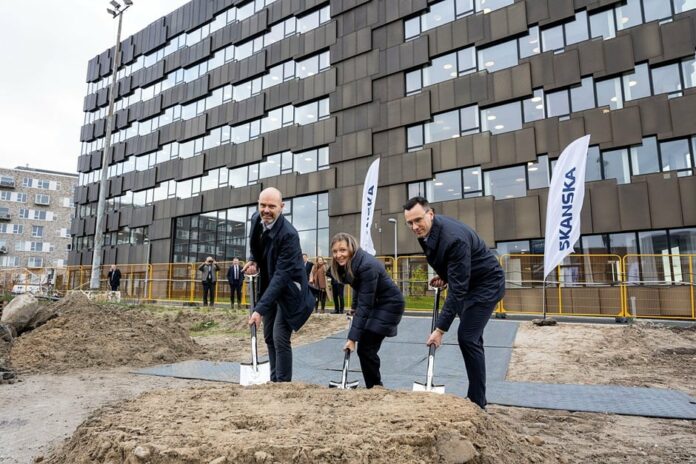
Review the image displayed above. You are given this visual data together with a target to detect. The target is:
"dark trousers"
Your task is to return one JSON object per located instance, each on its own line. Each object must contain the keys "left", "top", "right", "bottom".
{"left": 332, "top": 284, "right": 344, "bottom": 313}
{"left": 356, "top": 330, "right": 386, "bottom": 389}
{"left": 202, "top": 281, "right": 215, "bottom": 306}
{"left": 229, "top": 283, "right": 242, "bottom": 306}
{"left": 263, "top": 304, "right": 293, "bottom": 382}
{"left": 110, "top": 284, "right": 119, "bottom": 291}
{"left": 314, "top": 289, "right": 326, "bottom": 313}
{"left": 458, "top": 300, "right": 497, "bottom": 409}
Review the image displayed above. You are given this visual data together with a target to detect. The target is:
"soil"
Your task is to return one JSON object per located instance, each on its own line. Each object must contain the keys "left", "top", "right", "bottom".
{"left": 1, "top": 302, "right": 695, "bottom": 464}
{"left": 506, "top": 321, "right": 696, "bottom": 396}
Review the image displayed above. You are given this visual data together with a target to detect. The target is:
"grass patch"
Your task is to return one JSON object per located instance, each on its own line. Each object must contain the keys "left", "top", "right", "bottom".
{"left": 190, "top": 320, "right": 220, "bottom": 332}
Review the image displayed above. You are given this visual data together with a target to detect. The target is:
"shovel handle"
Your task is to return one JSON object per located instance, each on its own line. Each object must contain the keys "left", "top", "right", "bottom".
{"left": 430, "top": 287, "right": 441, "bottom": 333}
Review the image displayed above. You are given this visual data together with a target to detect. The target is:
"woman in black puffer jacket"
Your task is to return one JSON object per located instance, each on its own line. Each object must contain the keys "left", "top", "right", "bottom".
{"left": 329, "top": 232, "right": 405, "bottom": 388}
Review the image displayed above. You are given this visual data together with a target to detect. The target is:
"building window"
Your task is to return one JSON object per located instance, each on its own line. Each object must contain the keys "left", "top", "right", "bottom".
{"left": 32, "top": 226, "right": 44, "bottom": 238}
{"left": 27, "top": 257, "right": 44, "bottom": 268}
{"left": 541, "top": 11, "right": 588, "bottom": 52}
{"left": 630, "top": 137, "right": 661, "bottom": 175}
{"left": 478, "top": 39, "right": 518, "bottom": 72}
{"left": 622, "top": 63, "right": 651, "bottom": 101}
{"left": 35, "top": 194, "right": 50, "bottom": 205}
{"left": 484, "top": 165, "right": 527, "bottom": 199}
{"left": 660, "top": 138, "right": 694, "bottom": 175}
{"left": 527, "top": 155, "right": 550, "bottom": 190}
{"left": 570, "top": 77, "right": 596, "bottom": 112}
{"left": 480, "top": 102, "right": 522, "bottom": 135}
{"left": 595, "top": 77, "right": 623, "bottom": 110}
{"left": 19, "top": 208, "right": 29, "bottom": 219}
{"left": 651, "top": 62, "right": 683, "bottom": 96}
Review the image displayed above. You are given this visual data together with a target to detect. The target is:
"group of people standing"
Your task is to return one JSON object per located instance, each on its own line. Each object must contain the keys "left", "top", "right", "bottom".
{"left": 236, "top": 187, "right": 505, "bottom": 409}
{"left": 303, "top": 253, "right": 345, "bottom": 314}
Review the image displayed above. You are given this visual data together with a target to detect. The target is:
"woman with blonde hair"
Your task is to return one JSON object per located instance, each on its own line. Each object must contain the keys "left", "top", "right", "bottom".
{"left": 330, "top": 233, "right": 405, "bottom": 388}
{"left": 310, "top": 256, "right": 328, "bottom": 313}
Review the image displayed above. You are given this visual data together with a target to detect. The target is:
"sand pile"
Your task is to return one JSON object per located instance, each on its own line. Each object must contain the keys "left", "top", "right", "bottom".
{"left": 44, "top": 383, "right": 559, "bottom": 464}
{"left": 9, "top": 293, "right": 200, "bottom": 373}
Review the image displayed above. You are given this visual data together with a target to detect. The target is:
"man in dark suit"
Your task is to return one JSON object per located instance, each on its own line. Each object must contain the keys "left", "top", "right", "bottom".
{"left": 107, "top": 265, "right": 121, "bottom": 292}
{"left": 227, "top": 257, "right": 244, "bottom": 309}
{"left": 242, "top": 187, "right": 315, "bottom": 382}
{"left": 198, "top": 257, "right": 219, "bottom": 307}
{"left": 303, "top": 253, "right": 313, "bottom": 278}
{"left": 403, "top": 196, "right": 505, "bottom": 409}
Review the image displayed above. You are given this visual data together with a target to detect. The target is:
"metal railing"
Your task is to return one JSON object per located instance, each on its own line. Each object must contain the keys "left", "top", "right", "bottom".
{"left": 3, "top": 253, "right": 693, "bottom": 320}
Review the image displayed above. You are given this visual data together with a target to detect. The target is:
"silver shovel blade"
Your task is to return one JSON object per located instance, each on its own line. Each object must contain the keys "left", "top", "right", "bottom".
{"left": 412, "top": 382, "right": 445, "bottom": 394}
{"left": 329, "top": 380, "right": 359, "bottom": 389}
{"left": 240, "top": 361, "right": 271, "bottom": 386}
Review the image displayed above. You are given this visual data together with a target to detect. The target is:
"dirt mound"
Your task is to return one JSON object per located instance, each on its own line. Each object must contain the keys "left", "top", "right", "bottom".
{"left": 9, "top": 294, "right": 200, "bottom": 373}
{"left": 45, "top": 383, "right": 560, "bottom": 464}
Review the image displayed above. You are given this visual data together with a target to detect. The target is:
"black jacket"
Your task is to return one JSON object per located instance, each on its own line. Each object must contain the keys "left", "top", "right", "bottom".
{"left": 304, "top": 261, "right": 314, "bottom": 278}
{"left": 227, "top": 264, "right": 244, "bottom": 287}
{"left": 418, "top": 215, "right": 505, "bottom": 332}
{"left": 341, "top": 248, "right": 405, "bottom": 341}
{"left": 248, "top": 212, "right": 314, "bottom": 331}
{"left": 107, "top": 269, "right": 121, "bottom": 288}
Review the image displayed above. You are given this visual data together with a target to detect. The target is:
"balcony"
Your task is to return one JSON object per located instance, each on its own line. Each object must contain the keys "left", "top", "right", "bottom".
{"left": 34, "top": 194, "right": 50, "bottom": 206}
{"left": 0, "top": 211, "right": 10, "bottom": 221}
{"left": 0, "top": 177, "right": 15, "bottom": 189}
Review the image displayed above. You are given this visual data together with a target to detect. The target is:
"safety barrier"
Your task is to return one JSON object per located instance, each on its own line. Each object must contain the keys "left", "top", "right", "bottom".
{"left": 3, "top": 253, "right": 693, "bottom": 319}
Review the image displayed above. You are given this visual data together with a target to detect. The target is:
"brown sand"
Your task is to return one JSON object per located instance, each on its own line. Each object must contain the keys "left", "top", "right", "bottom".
{"left": 43, "top": 383, "right": 559, "bottom": 464}
{"left": 506, "top": 322, "right": 696, "bottom": 396}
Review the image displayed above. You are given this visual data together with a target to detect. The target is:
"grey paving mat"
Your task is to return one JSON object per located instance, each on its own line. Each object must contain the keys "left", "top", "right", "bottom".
{"left": 134, "top": 318, "right": 696, "bottom": 419}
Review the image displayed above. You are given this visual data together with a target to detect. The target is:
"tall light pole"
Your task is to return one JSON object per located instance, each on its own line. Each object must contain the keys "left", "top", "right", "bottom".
{"left": 90, "top": 0, "right": 134, "bottom": 289}
{"left": 388, "top": 218, "right": 398, "bottom": 282}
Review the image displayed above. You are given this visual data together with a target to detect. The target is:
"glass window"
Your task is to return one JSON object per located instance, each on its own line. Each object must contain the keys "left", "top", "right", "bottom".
{"left": 493, "top": 240, "right": 531, "bottom": 256}
{"left": 463, "top": 166, "right": 482, "bottom": 197}
{"left": 423, "top": 52, "right": 458, "bottom": 87}
{"left": 229, "top": 166, "right": 248, "bottom": 188}
{"left": 296, "top": 56, "right": 319, "bottom": 79}
{"left": 609, "top": 232, "right": 639, "bottom": 256}
{"left": 582, "top": 234, "right": 609, "bottom": 254}
{"left": 596, "top": 77, "right": 623, "bottom": 110}
{"left": 603, "top": 148, "right": 630, "bottom": 184}
{"left": 541, "top": 25, "right": 564, "bottom": 52}
{"left": 295, "top": 101, "right": 318, "bottom": 124}
{"left": 590, "top": 9, "right": 616, "bottom": 39}
{"left": 585, "top": 146, "right": 602, "bottom": 182}
{"left": 570, "top": 77, "right": 595, "bottom": 112}
{"left": 674, "top": 0, "right": 696, "bottom": 12}
{"left": 422, "top": 0, "right": 455, "bottom": 32}
{"left": 545, "top": 89, "right": 570, "bottom": 118}
{"left": 457, "top": 47, "right": 477, "bottom": 74}
{"left": 297, "top": 10, "right": 319, "bottom": 34}
{"left": 291, "top": 195, "right": 317, "bottom": 230}
{"left": 259, "top": 154, "right": 281, "bottom": 179}
{"left": 630, "top": 137, "right": 660, "bottom": 175}
{"left": 652, "top": 63, "right": 682, "bottom": 95}
{"left": 460, "top": 105, "right": 479, "bottom": 134}
{"left": 262, "top": 109, "right": 282, "bottom": 133}
{"left": 623, "top": 63, "right": 651, "bottom": 101}
{"left": 404, "top": 17, "right": 420, "bottom": 40}
{"left": 616, "top": 0, "right": 643, "bottom": 30}
{"left": 682, "top": 55, "right": 696, "bottom": 88}
{"left": 295, "top": 149, "right": 317, "bottom": 174}
{"left": 475, "top": 0, "right": 512, "bottom": 13}
{"left": 484, "top": 165, "right": 527, "bottom": 199}
{"left": 406, "top": 70, "right": 422, "bottom": 94}
{"left": 425, "top": 110, "right": 460, "bottom": 143}
{"left": 565, "top": 11, "right": 588, "bottom": 45}
{"left": 523, "top": 89, "right": 545, "bottom": 122}
{"left": 429, "top": 170, "right": 462, "bottom": 202}
{"left": 478, "top": 40, "right": 518, "bottom": 72}
{"left": 519, "top": 27, "right": 541, "bottom": 59}
{"left": 480, "top": 102, "right": 522, "bottom": 134}
{"left": 643, "top": 0, "right": 672, "bottom": 22}
{"left": 669, "top": 228, "right": 696, "bottom": 254}
{"left": 527, "top": 155, "right": 550, "bottom": 189}
{"left": 407, "top": 125, "right": 424, "bottom": 150}
{"left": 660, "top": 139, "right": 693, "bottom": 175}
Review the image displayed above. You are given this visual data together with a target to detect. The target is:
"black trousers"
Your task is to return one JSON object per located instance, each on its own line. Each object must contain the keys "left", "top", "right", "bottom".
{"left": 314, "top": 288, "right": 326, "bottom": 313}
{"left": 110, "top": 284, "right": 119, "bottom": 291}
{"left": 263, "top": 304, "right": 293, "bottom": 382}
{"left": 356, "top": 329, "right": 386, "bottom": 389}
{"left": 458, "top": 300, "right": 497, "bottom": 409}
{"left": 332, "top": 284, "right": 344, "bottom": 313}
{"left": 202, "top": 281, "right": 215, "bottom": 306}
{"left": 229, "top": 283, "right": 242, "bottom": 306}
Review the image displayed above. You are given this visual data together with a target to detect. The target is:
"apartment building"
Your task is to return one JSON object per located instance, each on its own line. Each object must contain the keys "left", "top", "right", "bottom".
{"left": 0, "top": 166, "right": 77, "bottom": 269}
{"left": 72, "top": 0, "right": 696, "bottom": 270}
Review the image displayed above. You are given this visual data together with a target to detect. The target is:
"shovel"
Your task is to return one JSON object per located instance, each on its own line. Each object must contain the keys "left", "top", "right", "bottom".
{"left": 413, "top": 287, "right": 445, "bottom": 394}
{"left": 329, "top": 315, "right": 359, "bottom": 389}
{"left": 239, "top": 274, "right": 271, "bottom": 386}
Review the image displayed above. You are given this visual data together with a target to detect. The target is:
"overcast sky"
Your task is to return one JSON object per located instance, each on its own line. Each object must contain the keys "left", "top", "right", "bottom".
{"left": 0, "top": 0, "right": 191, "bottom": 174}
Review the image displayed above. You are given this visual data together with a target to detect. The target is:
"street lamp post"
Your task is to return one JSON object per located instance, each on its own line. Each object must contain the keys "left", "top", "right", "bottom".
{"left": 90, "top": 0, "right": 134, "bottom": 289}
{"left": 388, "top": 218, "right": 398, "bottom": 282}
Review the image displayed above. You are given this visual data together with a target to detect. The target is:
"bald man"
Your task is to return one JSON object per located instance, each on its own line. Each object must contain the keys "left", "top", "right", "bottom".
{"left": 243, "top": 188, "right": 315, "bottom": 382}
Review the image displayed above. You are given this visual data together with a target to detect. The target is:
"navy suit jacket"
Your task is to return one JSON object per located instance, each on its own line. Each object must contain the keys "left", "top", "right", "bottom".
{"left": 248, "top": 212, "right": 314, "bottom": 331}
{"left": 227, "top": 265, "right": 244, "bottom": 288}
{"left": 418, "top": 215, "right": 505, "bottom": 332}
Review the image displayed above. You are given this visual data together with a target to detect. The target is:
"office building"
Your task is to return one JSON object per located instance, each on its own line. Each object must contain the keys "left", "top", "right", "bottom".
{"left": 72, "top": 0, "right": 696, "bottom": 270}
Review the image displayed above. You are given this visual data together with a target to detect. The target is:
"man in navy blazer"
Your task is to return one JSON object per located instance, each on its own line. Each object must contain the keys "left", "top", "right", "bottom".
{"left": 227, "top": 257, "right": 244, "bottom": 309}
{"left": 242, "top": 187, "right": 315, "bottom": 382}
{"left": 403, "top": 196, "right": 505, "bottom": 409}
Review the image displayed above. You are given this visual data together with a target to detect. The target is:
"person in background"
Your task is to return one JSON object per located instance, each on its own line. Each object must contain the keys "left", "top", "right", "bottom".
{"left": 310, "top": 256, "right": 328, "bottom": 313}
{"left": 303, "top": 253, "right": 314, "bottom": 278}
{"left": 326, "top": 266, "right": 345, "bottom": 314}
{"left": 227, "top": 257, "right": 244, "bottom": 309}
{"left": 107, "top": 264, "right": 121, "bottom": 292}
{"left": 199, "top": 257, "right": 219, "bottom": 307}
{"left": 330, "top": 233, "right": 405, "bottom": 389}
{"left": 242, "top": 187, "right": 315, "bottom": 382}
{"left": 403, "top": 196, "right": 505, "bottom": 409}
